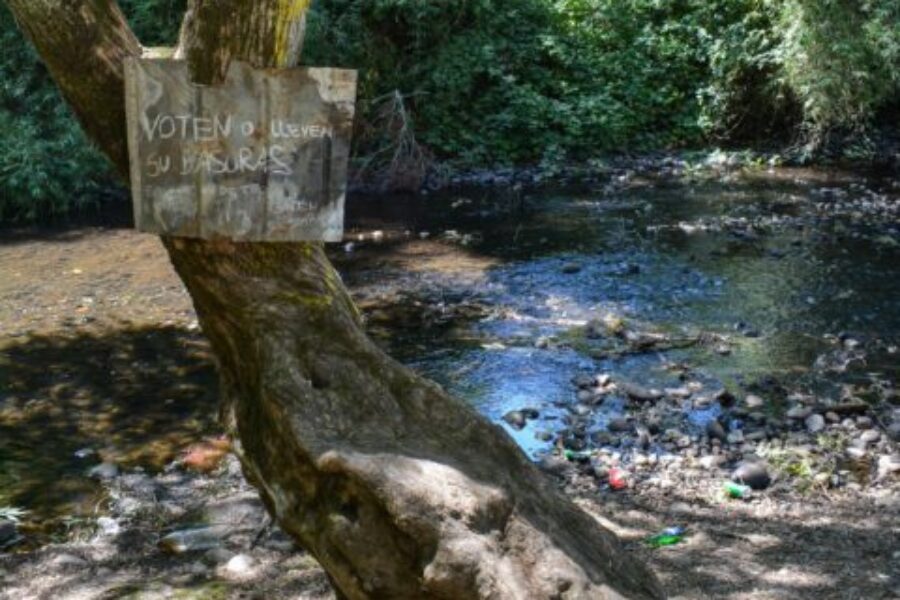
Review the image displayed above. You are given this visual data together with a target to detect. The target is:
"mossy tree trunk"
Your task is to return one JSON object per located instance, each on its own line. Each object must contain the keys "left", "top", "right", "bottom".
{"left": 4, "top": 1, "right": 663, "bottom": 598}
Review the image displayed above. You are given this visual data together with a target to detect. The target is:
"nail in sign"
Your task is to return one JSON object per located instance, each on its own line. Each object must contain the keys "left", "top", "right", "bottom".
{"left": 124, "top": 59, "right": 357, "bottom": 241}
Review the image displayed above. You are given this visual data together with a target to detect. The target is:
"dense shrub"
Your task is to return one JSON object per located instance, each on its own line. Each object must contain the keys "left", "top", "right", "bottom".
{"left": 0, "top": 1, "right": 185, "bottom": 220}
{"left": 1, "top": 0, "right": 897, "bottom": 218}
{"left": 778, "top": 0, "right": 899, "bottom": 150}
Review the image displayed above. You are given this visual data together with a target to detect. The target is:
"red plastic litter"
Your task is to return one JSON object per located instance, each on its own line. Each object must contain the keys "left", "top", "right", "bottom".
{"left": 608, "top": 467, "right": 628, "bottom": 490}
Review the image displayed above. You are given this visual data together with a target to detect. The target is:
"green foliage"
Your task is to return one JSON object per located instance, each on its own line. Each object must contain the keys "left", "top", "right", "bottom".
{"left": 0, "top": 0, "right": 896, "bottom": 219}
{"left": 778, "top": 0, "right": 900, "bottom": 144}
{"left": 0, "top": 1, "right": 185, "bottom": 221}
{"left": 0, "top": 6, "right": 109, "bottom": 220}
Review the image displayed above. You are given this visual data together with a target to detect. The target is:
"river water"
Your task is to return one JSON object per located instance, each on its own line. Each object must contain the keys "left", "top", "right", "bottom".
{"left": 340, "top": 167, "right": 899, "bottom": 455}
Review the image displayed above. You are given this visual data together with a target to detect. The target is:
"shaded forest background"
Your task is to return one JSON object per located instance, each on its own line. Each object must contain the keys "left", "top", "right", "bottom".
{"left": 1, "top": 0, "right": 897, "bottom": 220}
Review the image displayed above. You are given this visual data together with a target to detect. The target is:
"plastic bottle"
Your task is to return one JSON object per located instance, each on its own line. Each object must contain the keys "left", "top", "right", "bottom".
{"left": 645, "top": 526, "right": 685, "bottom": 547}
{"left": 724, "top": 481, "right": 752, "bottom": 499}
{"left": 608, "top": 467, "right": 628, "bottom": 490}
{"left": 563, "top": 449, "right": 591, "bottom": 462}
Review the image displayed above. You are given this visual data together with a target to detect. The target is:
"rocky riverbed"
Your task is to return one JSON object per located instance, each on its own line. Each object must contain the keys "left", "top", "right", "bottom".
{"left": 2, "top": 164, "right": 899, "bottom": 598}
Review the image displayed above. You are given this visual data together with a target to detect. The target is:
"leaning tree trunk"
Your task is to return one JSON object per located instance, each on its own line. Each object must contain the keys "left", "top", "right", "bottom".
{"left": 5, "top": 1, "right": 663, "bottom": 598}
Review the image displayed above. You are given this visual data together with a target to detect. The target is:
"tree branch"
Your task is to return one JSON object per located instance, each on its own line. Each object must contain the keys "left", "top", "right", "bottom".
{"left": 177, "top": 0, "right": 309, "bottom": 83}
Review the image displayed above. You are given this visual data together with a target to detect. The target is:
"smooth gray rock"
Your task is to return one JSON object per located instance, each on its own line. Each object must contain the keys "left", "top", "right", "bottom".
{"left": 857, "top": 429, "right": 881, "bottom": 446}
{"left": 786, "top": 406, "right": 812, "bottom": 420}
{"left": 744, "top": 394, "right": 765, "bottom": 409}
{"left": 224, "top": 553, "right": 256, "bottom": 576}
{"left": 805, "top": 413, "right": 826, "bottom": 434}
{"left": 87, "top": 462, "right": 119, "bottom": 480}
{"left": 607, "top": 417, "right": 632, "bottom": 433}
{"left": 617, "top": 381, "right": 663, "bottom": 402}
{"left": 732, "top": 461, "right": 771, "bottom": 490}
{"left": 502, "top": 410, "right": 527, "bottom": 430}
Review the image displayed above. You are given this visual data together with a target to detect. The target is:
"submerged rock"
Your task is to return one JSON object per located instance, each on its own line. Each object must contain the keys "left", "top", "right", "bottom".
{"left": 616, "top": 381, "right": 663, "bottom": 402}
{"left": 158, "top": 527, "right": 223, "bottom": 554}
{"left": 502, "top": 410, "right": 527, "bottom": 430}
{"left": 87, "top": 462, "right": 119, "bottom": 480}
{"left": 503, "top": 408, "right": 539, "bottom": 430}
{"left": 607, "top": 417, "right": 632, "bottom": 433}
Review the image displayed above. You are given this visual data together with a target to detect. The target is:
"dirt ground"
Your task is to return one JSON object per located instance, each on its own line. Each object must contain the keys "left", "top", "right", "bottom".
{"left": 1, "top": 226, "right": 898, "bottom": 599}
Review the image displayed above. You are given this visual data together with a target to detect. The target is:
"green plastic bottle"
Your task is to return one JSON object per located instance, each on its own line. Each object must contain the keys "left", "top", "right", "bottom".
{"left": 644, "top": 527, "right": 685, "bottom": 547}
{"left": 563, "top": 449, "right": 591, "bottom": 461}
{"left": 724, "top": 482, "right": 752, "bottom": 499}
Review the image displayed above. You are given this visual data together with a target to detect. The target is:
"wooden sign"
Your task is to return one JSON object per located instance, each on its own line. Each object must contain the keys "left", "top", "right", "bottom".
{"left": 124, "top": 59, "right": 357, "bottom": 241}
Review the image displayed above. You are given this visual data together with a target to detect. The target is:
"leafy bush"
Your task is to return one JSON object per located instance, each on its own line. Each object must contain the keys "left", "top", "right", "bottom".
{"left": 778, "top": 0, "right": 900, "bottom": 147}
{"left": 0, "top": 1, "right": 185, "bottom": 220}
{"left": 1, "top": 0, "right": 897, "bottom": 219}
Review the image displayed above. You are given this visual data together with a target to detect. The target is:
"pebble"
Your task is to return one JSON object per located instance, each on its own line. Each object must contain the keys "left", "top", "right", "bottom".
{"left": 96, "top": 517, "right": 121, "bottom": 537}
{"left": 876, "top": 454, "right": 900, "bottom": 481}
{"left": 87, "top": 462, "right": 119, "bottom": 480}
{"left": 744, "top": 394, "right": 765, "bottom": 409}
{"left": 805, "top": 413, "right": 826, "bottom": 434}
{"left": 224, "top": 554, "right": 255, "bottom": 576}
{"left": 665, "top": 386, "right": 692, "bottom": 400}
{"left": 732, "top": 461, "right": 771, "bottom": 490}
{"left": 726, "top": 430, "right": 744, "bottom": 445}
{"left": 607, "top": 417, "right": 632, "bottom": 433}
{"left": 571, "top": 404, "right": 591, "bottom": 417}
{"left": 502, "top": 410, "right": 527, "bottom": 430}
{"left": 856, "top": 416, "right": 874, "bottom": 429}
{"left": 49, "top": 553, "right": 88, "bottom": 570}
{"left": 159, "top": 528, "right": 223, "bottom": 554}
{"left": 846, "top": 446, "right": 867, "bottom": 461}
{"left": 786, "top": 406, "right": 812, "bottom": 420}
{"left": 857, "top": 430, "right": 881, "bottom": 446}
{"left": 744, "top": 430, "right": 767, "bottom": 442}
{"left": 537, "top": 456, "right": 572, "bottom": 477}
{"left": 616, "top": 381, "right": 663, "bottom": 402}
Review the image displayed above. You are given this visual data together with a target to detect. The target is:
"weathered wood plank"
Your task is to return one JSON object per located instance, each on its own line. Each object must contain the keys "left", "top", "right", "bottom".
{"left": 124, "top": 58, "right": 356, "bottom": 241}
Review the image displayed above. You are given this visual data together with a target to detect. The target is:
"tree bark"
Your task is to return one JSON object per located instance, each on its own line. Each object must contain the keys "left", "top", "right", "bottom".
{"left": 4, "top": 1, "right": 663, "bottom": 598}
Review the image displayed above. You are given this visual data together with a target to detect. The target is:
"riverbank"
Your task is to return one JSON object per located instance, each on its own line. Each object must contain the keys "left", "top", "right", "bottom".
{"left": 2, "top": 166, "right": 898, "bottom": 598}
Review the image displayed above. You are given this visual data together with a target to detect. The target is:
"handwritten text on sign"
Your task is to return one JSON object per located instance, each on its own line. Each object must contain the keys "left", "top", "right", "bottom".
{"left": 124, "top": 59, "right": 357, "bottom": 241}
